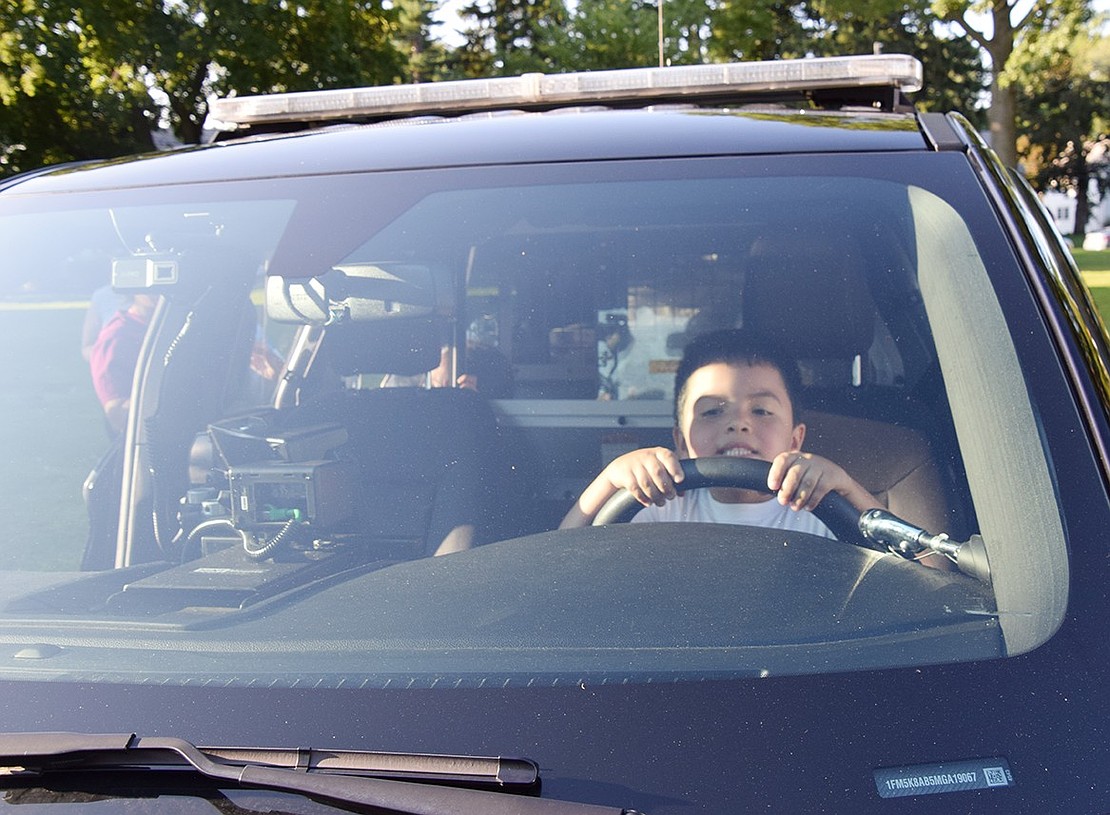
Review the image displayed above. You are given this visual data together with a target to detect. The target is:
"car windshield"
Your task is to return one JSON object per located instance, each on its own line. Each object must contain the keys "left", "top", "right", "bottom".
{"left": 0, "top": 151, "right": 1068, "bottom": 686}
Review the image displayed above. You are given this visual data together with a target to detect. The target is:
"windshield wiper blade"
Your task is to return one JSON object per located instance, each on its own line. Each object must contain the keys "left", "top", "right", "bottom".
{"left": 0, "top": 732, "right": 638, "bottom": 815}
{"left": 0, "top": 734, "right": 538, "bottom": 789}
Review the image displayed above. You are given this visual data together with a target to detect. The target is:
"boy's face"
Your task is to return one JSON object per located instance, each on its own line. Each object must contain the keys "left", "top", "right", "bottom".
{"left": 674, "top": 361, "right": 805, "bottom": 464}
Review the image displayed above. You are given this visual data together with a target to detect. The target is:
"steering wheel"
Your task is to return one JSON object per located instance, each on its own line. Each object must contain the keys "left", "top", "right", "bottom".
{"left": 591, "top": 456, "right": 882, "bottom": 552}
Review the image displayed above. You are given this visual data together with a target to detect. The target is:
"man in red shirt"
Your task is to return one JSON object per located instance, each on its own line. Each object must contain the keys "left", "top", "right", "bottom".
{"left": 88, "top": 294, "right": 156, "bottom": 434}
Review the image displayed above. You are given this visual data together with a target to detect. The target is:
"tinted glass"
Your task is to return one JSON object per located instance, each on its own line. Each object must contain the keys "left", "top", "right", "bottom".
{"left": 0, "top": 153, "right": 1069, "bottom": 684}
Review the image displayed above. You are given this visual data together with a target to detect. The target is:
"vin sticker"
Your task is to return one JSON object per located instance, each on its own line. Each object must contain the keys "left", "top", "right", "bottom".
{"left": 874, "top": 758, "right": 1014, "bottom": 798}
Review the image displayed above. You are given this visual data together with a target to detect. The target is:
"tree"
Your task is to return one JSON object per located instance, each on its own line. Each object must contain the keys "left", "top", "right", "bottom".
{"left": 931, "top": 0, "right": 1057, "bottom": 168}
{"left": 541, "top": 0, "right": 712, "bottom": 70}
{"left": 456, "top": 0, "right": 570, "bottom": 76}
{"left": 85, "top": 0, "right": 404, "bottom": 144}
{"left": 0, "top": 0, "right": 405, "bottom": 174}
{"left": 1009, "top": 5, "right": 1109, "bottom": 235}
{"left": 395, "top": 0, "right": 454, "bottom": 82}
{"left": 658, "top": 0, "right": 716, "bottom": 64}
{"left": 0, "top": 3, "right": 154, "bottom": 175}
{"left": 543, "top": 1, "right": 662, "bottom": 70}
{"left": 709, "top": 1, "right": 814, "bottom": 61}
{"left": 806, "top": 0, "right": 987, "bottom": 123}
{"left": 709, "top": 0, "right": 987, "bottom": 123}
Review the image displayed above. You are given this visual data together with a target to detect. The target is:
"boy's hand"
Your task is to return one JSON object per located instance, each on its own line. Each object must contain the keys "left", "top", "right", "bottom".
{"left": 767, "top": 451, "right": 881, "bottom": 514}
{"left": 603, "top": 447, "right": 686, "bottom": 508}
{"left": 560, "top": 447, "right": 684, "bottom": 528}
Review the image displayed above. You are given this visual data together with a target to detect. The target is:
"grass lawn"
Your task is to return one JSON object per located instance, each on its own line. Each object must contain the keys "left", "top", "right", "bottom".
{"left": 1073, "top": 248, "right": 1110, "bottom": 321}
{"left": 1074, "top": 248, "right": 1110, "bottom": 274}
{"left": 1087, "top": 286, "right": 1110, "bottom": 321}
{"left": 0, "top": 309, "right": 107, "bottom": 571}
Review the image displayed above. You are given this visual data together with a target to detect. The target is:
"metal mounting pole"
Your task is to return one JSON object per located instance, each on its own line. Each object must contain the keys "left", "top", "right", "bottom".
{"left": 658, "top": 0, "right": 665, "bottom": 67}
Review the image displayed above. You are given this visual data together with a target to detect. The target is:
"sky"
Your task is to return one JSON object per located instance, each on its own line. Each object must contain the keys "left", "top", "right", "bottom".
{"left": 430, "top": 0, "right": 468, "bottom": 46}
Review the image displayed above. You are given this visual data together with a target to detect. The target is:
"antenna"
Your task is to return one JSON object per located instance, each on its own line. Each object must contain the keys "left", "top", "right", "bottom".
{"left": 658, "top": 0, "right": 665, "bottom": 67}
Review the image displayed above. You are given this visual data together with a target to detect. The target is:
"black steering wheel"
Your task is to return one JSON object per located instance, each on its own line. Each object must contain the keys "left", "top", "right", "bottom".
{"left": 592, "top": 456, "right": 882, "bottom": 552}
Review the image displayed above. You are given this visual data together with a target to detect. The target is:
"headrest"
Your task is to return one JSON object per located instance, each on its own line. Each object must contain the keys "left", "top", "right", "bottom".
{"left": 321, "top": 317, "right": 444, "bottom": 377}
{"left": 741, "top": 235, "right": 876, "bottom": 362}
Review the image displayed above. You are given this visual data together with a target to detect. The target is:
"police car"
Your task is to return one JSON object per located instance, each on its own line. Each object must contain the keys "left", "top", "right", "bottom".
{"left": 0, "top": 54, "right": 1107, "bottom": 813}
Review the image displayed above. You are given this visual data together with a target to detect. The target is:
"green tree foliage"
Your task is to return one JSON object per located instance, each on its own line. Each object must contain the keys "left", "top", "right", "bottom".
{"left": 931, "top": 0, "right": 1059, "bottom": 168}
{"left": 462, "top": 0, "right": 985, "bottom": 120}
{"left": 0, "top": 3, "right": 154, "bottom": 174}
{"left": 0, "top": 0, "right": 404, "bottom": 174}
{"left": 709, "top": 0, "right": 813, "bottom": 61}
{"left": 538, "top": 1, "right": 660, "bottom": 70}
{"left": 456, "top": 0, "right": 569, "bottom": 76}
{"left": 802, "top": 0, "right": 987, "bottom": 123}
{"left": 86, "top": 0, "right": 403, "bottom": 143}
{"left": 540, "top": 0, "right": 711, "bottom": 69}
{"left": 562, "top": 1, "right": 989, "bottom": 121}
{"left": 659, "top": 0, "right": 715, "bottom": 64}
{"left": 1007, "top": 4, "right": 1109, "bottom": 234}
{"left": 1, "top": 0, "right": 1100, "bottom": 202}
{"left": 395, "top": 0, "right": 454, "bottom": 82}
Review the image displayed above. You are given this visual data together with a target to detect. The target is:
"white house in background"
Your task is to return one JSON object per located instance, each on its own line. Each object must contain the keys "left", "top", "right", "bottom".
{"left": 1041, "top": 184, "right": 1109, "bottom": 236}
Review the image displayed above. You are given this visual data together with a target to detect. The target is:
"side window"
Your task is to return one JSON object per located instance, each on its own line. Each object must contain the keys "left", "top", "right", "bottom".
{"left": 0, "top": 199, "right": 296, "bottom": 571}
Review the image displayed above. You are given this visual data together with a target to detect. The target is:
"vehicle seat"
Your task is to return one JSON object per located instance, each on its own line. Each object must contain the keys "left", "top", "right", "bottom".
{"left": 801, "top": 410, "right": 949, "bottom": 533}
{"left": 740, "top": 234, "right": 952, "bottom": 533}
{"left": 293, "top": 318, "right": 518, "bottom": 558}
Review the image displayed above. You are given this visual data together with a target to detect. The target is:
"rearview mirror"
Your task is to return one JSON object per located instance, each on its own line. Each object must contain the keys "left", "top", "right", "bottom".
{"left": 265, "top": 263, "right": 450, "bottom": 324}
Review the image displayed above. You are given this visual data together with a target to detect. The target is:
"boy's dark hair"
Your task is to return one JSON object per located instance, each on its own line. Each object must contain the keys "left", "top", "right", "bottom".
{"left": 674, "top": 328, "right": 802, "bottom": 423}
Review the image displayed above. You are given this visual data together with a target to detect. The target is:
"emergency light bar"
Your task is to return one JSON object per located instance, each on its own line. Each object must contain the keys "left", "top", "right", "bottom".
{"left": 207, "top": 54, "right": 922, "bottom": 129}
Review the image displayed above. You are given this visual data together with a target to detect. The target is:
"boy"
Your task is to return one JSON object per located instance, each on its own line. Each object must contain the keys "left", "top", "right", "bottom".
{"left": 560, "top": 328, "right": 881, "bottom": 535}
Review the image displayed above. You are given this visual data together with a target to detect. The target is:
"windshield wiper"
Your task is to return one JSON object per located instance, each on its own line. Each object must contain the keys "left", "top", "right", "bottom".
{"left": 0, "top": 732, "right": 640, "bottom": 815}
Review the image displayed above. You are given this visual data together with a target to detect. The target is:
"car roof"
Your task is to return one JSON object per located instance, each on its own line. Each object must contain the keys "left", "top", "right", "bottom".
{"left": 3, "top": 55, "right": 937, "bottom": 194}
{"left": 6, "top": 106, "right": 929, "bottom": 194}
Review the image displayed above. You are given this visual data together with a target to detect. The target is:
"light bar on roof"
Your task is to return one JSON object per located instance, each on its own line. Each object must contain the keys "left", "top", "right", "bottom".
{"left": 208, "top": 55, "right": 923, "bottom": 129}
